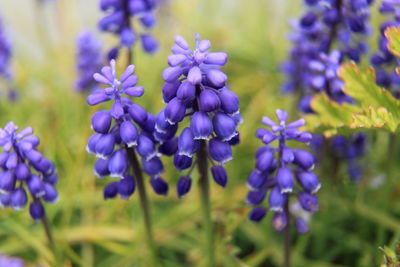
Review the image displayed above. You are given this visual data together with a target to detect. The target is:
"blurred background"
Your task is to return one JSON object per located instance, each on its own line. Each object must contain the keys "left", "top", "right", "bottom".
{"left": 0, "top": 0, "right": 398, "bottom": 266}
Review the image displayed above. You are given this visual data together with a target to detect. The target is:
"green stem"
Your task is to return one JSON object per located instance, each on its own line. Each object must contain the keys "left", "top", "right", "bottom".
{"left": 41, "top": 212, "right": 61, "bottom": 266}
{"left": 283, "top": 202, "right": 291, "bottom": 267}
{"left": 126, "top": 147, "right": 157, "bottom": 265}
{"left": 197, "top": 140, "right": 215, "bottom": 267}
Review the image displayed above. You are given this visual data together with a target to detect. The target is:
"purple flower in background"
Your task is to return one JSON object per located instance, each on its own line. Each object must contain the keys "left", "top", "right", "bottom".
{"left": 75, "top": 31, "right": 103, "bottom": 92}
{"left": 156, "top": 34, "right": 240, "bottom": 197}
{"left": 371, "top": 0, "right": 400, "bottom": 97}
{"left": 87, "top": 59, "right": 169, "bottom": 197}
{"left": 247, "top": 110, "right": 320, "bottom": 234}
{"left": 0, "top": 254, "right": 24, "bottom": 267}
{"left": 0, "top": 16, "right": 12, "bottom": 80}
{"left": 98, "top": 0, "right": 159, "bottom": 57}
{"left": 0, "top": 122, "right": 58, "bottom": 220}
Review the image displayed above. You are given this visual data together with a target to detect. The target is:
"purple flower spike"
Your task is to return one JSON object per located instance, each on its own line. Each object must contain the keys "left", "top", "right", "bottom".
{"left": 245, "top": 110, "right": 320, "bottom": 232}
{"left": 88, "top": 60, "right": 170, "bottom": 201}
{"left": 155, "top": 34, "right": 239, "bottom": 196}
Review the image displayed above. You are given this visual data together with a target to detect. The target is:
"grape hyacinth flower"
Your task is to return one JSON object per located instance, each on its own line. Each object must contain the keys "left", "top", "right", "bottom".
{"left": 247, "top": 110, "right": 320, "bottom": 232}
{"left": 0, "top": 122, "right": 58, "bottom": 220}
{"left": 87, "top": 59, "right": 168, "bottom": 197}
{"left": 87, "top": 59, "right": 163, "bottom": 259}
{"left": 98, "top": 0, "right": 159, "bottom": 60}
{"left": 75, "top": 31, "right": 103, "bottom": 92}
{"left": 157, "top": 33, "right": 240, "bottom": 266}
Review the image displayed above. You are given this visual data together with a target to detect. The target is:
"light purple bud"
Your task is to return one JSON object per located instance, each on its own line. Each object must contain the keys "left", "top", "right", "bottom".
{"left": 110, "top": 101, "right": 124, "bottom": 119}
{"left": 177, "top": 81, "right": 196, "bottom": 102}
{"left": 213, "top": 113, "right": 237, "bottom": 141}
{"left": 168, "top": 54, "right": 187, "bottom": 67}
{"left": 206, "top": 69, "right": 227, "bottom": 88}
{"left": 187, "top": 66, "right": 202, "bottom": 84}
{"left": 219, "top": 88, "right": 239, "bottom": 114}
{"left": 174, "top": 35, "right": 189, "bottom": 50}
{"left": 208, "top": 138, "right": 232, "bottom": 164}
{"left": 25, "top": 149, "right": 42, "bottom": 163}
{"left": 162, "top": 66, "right": 184, "bottom": 83}
{"left": 120, "top": 120, "right": 138, "bottom": 147}
{"left": 87, "top": 90, "right": 110, "bottom": 105}
{"left": 191, "top": 112, "right": 212, "bottom": 140}
{"left": 124, "top": 86, "right": 144, "bottom": 97}
{"left": 275, "top": 109, "right": 288, "bottom": 123}
{"left": 198, "top": 40, "right": 211, "bottom": 52}
{"left": 296, "top": 171, "right": 321, "bottom": 193}
{"left": 204, "top": 52, "right": 228, "bottom": 65}
{"left": 199, "top": 89, "right": 220, "bottom": 112}
{"left": 0, "top": 153, "right": 8, "bottom": 168}
{"left": 92, "top": 110, "right": 112, "bottom": 134}
{"left": 98, "top": 11, "right": 124, "bottom": 32}
{"left": 287, "top": 118, "right": 306, "bottom": 129}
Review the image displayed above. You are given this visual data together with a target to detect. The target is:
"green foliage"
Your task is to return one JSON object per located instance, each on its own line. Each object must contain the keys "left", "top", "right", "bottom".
{"left": 305, "top": 63, "right": 400, "bottom": 136}
{"left": 379, "top": 245, "right": 400, "bottom": 267}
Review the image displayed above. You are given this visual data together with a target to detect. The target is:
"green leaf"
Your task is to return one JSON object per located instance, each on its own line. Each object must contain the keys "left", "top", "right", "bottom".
{"left": 386, "top": 26, "right": 400, "bottom": 58}
{"left": 305, "top": 63, "right": 400, "bottom": 135}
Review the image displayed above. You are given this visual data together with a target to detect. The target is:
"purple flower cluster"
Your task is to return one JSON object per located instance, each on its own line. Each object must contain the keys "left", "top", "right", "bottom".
{"left": 99, "top": 0, "right": 158, "bottom": 57}
{"left": 282, "top": 0, "right": 373, "bottom": 109}
{"left": 371, "top": 0, "right": 400, "bottom": 97}
{"left": 0, "top": 16, "right": 12, "bottom": 80}
{"left": 157, "top": 34, "right": 240, "bottom": 197}
{"left": 0, "top": 254, "right": 24, "bottom": 267}
{"left": 247, "top": 110, "right": 320, "bottom": 234}
{"left": 87, "top": 59, "right": 169, "bottom": 198}
{"left": 330, "top": 133, "right": 367, "bottom": 181}
{"left": 0, "top": 122, "right": 58, "bottom": 220}
{"left": 75, "top": 31, "right": 103, "bottom": 92}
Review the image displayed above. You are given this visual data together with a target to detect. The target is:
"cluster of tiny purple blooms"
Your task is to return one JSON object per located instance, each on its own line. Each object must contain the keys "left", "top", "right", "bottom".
{"left": 0, "top": 122, "right": 58, "bottom": 220}
{"left": 247, "top": 110, "right": 320, "bottom": 233}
